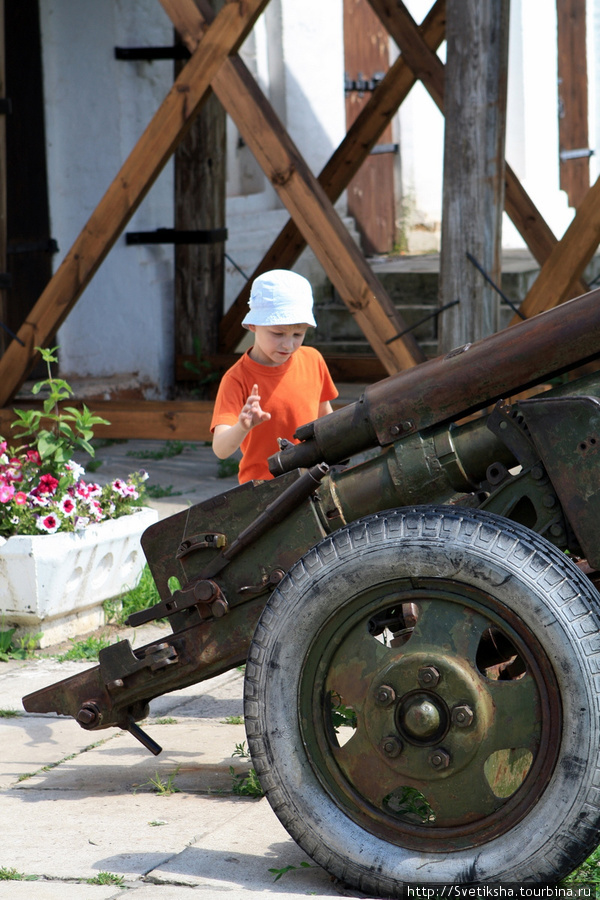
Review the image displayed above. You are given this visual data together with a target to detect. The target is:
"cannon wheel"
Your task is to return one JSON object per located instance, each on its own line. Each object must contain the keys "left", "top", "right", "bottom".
{"left": 244, "top": 507, "right": 600, "bottom": 895}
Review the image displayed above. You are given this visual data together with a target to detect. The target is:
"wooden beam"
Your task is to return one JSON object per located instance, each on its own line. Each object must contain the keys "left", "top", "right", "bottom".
{"left": 219, "top": 0, "right": 447, "bottom": 351}
{"left": 0, "top": 0, "right": 270, "bottom": 407}
{"left": 0, "top": 400, "right": 215, "bottom": 443}
{"left": 557, "top": 0, "right": 590, "bottom": 209}
{"left": 367, "top": 0, "right": 589, "bottom": 300}
{"left": 163, "top": 0, "right": 425, "bottom": 374}
{"left": 508, "top": 175, "right": 600, "bottom": 324}
{"left": 0, "top": 396, "right": 347, "bottom": 444}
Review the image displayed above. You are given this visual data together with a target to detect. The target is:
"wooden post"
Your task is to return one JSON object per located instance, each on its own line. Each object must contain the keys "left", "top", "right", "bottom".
{"left": 557, "top": 0, "right": 589, "bottom": 209}
{"left": 174, "top": 1, "right": 226, "bottom": 383}
{"left": 438, "top": 0, "right": 510, "bottom": 352}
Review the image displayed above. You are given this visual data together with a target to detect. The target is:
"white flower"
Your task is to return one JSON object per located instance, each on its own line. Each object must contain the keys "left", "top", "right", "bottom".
{"left": 65, "top": 460, "right": 85, "bottom": 481}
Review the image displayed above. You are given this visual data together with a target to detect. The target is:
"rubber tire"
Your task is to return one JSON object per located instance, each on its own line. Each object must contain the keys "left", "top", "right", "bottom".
{"left": 244, "top": 507, "right": 600, "bottom": 896}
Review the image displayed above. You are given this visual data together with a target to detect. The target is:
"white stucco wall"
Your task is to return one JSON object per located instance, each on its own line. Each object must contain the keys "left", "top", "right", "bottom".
{"left": 40, "top": 0, "right": 175, "bottom": 396}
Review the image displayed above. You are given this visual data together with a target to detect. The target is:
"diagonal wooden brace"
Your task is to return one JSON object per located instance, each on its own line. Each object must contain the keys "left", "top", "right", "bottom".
{"left": 218, "top": 0, "right": 447, "bottom": 353}
{"left": 161, "top": 0, "right": 425, "bottom": 373}
{"left": 508, "top": 174, "right": 600, "bottom": 323}
{"left": 0, "top": 0, "right": 270, "bottom": 407}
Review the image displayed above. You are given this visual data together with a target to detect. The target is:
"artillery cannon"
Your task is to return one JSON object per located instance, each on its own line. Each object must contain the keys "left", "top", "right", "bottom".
{"left": 24, "top": 287, "right": 600, "bottom": 893}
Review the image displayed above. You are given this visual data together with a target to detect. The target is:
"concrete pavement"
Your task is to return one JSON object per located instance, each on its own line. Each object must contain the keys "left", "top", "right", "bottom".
{"left": 0, "top": 438, "right": 375, "bottom": 899}
{"left": 0, "top": 637, "right": 372, "bottom": 899}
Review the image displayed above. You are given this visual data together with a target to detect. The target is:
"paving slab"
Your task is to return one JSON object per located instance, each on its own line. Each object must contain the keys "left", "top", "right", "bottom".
{"left": 0, "top": 885, "right": 119, "bottom": 900}
{"left": 0, "top": 714, "right": 108, "bottom": 789}
{"left": 13, "top": 721, "right": 250, "bottom": 794}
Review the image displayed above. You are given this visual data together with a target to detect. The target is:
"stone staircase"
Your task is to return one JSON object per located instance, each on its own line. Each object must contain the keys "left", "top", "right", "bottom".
{"left": 306, "top": 249, "right": 600, "bottom": 361}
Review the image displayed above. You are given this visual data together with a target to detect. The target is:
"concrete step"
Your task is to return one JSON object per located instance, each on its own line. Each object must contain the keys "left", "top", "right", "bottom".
{"left": 308, "top": 249, "right": 600, "bottom": 360}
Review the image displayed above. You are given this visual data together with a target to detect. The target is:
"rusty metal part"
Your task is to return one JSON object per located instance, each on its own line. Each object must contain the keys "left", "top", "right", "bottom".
{"left": 518, "top": 395, "right": 600, "bottom": 568}
{"left": 176, "top": 532, "right": 226, "bottom": 559}
{"left": 76, "top": 701, "right": 102, "bottom": 728}
{"left": 375, "top": 685, "right": 396, "bottom": 706}
{"left": 451, "top": 705, "right": 474, "bottom": 728}
{"left": 200, "top": 462, "right": 330, "bottom": 579}
{"left": 126, "top": 578, "right": 223, "bottom": 627}
{"left": 429, "top": 748, "right": 451, "bottom": 769}
{"left": 380, "top": 735, "right": 403, "bottom": 758}
{"left": 417, "top": 666, "right": 441, "bottom": 688}
{"left": 268, "top": 287, "right": 600, "bottom": 476}
{"left": 238, "top": 568, "right": 286, "bottom": 596}
{"left": 22, "top": 595, "right": 269, "bottom": 734}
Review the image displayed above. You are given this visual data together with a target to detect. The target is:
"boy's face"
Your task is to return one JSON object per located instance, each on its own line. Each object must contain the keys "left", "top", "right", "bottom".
{"left": 248, "top": 323, "right": 309, "bottom": 367}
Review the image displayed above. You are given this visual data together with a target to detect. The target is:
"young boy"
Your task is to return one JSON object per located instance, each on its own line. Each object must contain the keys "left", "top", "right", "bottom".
{"left": 211, "top": 269, "right": 338, "bottom": 483}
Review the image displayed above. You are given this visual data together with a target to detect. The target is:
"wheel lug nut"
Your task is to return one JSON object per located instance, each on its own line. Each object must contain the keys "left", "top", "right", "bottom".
{"left": 381, "top": 735, "right": 403, "bottom": 758}
{"left": 418, "top": 665, "right": 440, "bottom": 688}
{"left": 451, "top": 704, "right": 474, "bottom": 728}
{"left": 375, "top": 684, "right": 396, "bottom": 706}
{"left": 429, "top": 748, "right": 450, "bottom": 769}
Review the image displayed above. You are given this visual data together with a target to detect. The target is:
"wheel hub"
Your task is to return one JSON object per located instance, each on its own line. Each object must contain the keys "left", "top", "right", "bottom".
{"left": 365, "top": 651, "right": 493, "bottom": 780}
{"left": 398, "top": 692, "right": 446, "bottom": 743}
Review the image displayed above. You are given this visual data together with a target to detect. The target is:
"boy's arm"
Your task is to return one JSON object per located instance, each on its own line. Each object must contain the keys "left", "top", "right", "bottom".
{"left": 212, "top": 384, "right": 271, "bottom": 459}
{"left": 318, "top": 400, "right": 333, "bottom": 417}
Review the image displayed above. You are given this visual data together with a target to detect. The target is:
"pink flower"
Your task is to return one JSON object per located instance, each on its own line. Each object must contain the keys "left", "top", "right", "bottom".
{"left": 38, "top": 473, "right": 59, "bottom": 495}
{"left": 14, "top": 492, "right": 27, "bottom": 505}
{"left": 0, "top": 483, "right": 15, "bottom": 503}
{"left": 26, "top": 449, "right": 42, "bottom": 466}
{"left": 5, "top": 458, "right": 23, "bottom": 482}
{"left": 36, "top": 513, "right": 61, "bottom": 533}
{"left": 0, "top": 441, "right": 7, "bottom": 454}
{"left": 111, "top": 479, "right": 128, "bottom": 497}
{"left": 59, "top": 497, "right": 76, "bottom": 515}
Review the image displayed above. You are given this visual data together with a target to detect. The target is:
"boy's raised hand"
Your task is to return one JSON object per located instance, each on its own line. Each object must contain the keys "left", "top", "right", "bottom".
{"left": 239, "top": 384, "right": 271, "bottom": 431}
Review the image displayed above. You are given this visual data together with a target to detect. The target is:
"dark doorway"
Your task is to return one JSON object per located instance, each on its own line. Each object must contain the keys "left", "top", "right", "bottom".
{"left": 3, "top": 0, "right": 54, "bottom": 358}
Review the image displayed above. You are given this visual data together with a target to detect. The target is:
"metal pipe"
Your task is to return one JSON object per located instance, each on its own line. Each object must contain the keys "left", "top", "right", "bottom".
{"left": 269, "top": 287, "right": 600, "bottom": 476}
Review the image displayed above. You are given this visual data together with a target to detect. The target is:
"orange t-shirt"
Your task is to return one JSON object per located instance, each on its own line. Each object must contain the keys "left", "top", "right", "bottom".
{"left": 210, "top": 346, "right": 338, "bottom": 483}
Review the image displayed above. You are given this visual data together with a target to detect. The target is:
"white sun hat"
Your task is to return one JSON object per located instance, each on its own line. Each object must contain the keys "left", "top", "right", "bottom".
{"left": 242, "top": 269, "right": 317, "bottom": 329}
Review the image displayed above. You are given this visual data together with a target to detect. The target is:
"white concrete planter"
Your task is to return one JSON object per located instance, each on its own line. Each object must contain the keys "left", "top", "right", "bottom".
{"left": 0, "top": 506, "right": 159, "bottom": 647}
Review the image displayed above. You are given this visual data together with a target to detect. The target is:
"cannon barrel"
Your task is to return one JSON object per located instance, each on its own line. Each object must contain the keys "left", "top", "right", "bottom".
{"left": 269, "top": 287, "right": 600, "bottom": 476}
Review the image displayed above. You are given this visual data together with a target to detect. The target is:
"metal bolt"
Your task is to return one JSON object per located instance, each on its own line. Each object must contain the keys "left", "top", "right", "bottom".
{"left": 381, "top": 735, "right": 403, "bottom": 758}
{"left": 375, "top": 684, "right": 396, "bottom": 706}
{"left": 550, "top": 524, "right": 563, "bottom": 537}
{"left": 390, "top": 424, "right": 401, "bottom": 436}
{"left": 76, "top": 702, "right": 100, "bottom": 727}
{"left": 531, "top": 465, "right": 544, "bottom": 481}
{"left": 418, "top": 666, "right": 441, "bottom": 688}
{"left": 429, "top": 748, "right": 451, "bottom": 769}
{"left": 451, "top": 704, "right": 474, "bottom": 728}
{"left": 543, "top": 494, "right": 556, "bottom": 508}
